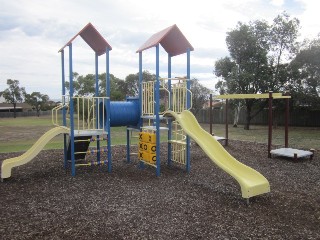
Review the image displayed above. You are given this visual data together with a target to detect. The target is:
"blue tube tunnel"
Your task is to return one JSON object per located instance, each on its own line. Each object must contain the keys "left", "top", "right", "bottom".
{"left": 99, "top": 97, "right": 140, "bottom": 128}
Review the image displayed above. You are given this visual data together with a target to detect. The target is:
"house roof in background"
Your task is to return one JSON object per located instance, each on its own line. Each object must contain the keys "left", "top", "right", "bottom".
{"left": 0, "top": 103, "right": 32, "bottom": 109}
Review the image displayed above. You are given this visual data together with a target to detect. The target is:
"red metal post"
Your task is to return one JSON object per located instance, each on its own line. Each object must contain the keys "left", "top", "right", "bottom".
{"left": 268, "top": 91, "right": 273, "bottom": 158}
{"left": 285, "top": 97, "right": 289, "bottom": 148}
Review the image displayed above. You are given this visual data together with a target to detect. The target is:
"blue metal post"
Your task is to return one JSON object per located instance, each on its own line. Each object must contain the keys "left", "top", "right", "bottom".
{"left": 186, "top": 48, "right": 191, "bottom": 173}
{"left": 138, "top": 52, "right": 143, "bottom": 127}
{"left": 167, "top": 54, "right": 172, "bottom": 166}
{"left": 138, "top": 51, "right": 145, "bottom": 169}
{"left": 95, "top": 53, "right": 101, "bottom": 164}
{"left": 69, "top": 43, "right": 75, "bottom": 176}
{"left": 106, "top": 48, "right": 112, "bottom": 172}
{"left": 61, "top": 50, "right": 68, "bottom": 169}
{"left": 155, "top": 44, "right": 161, "bottom": 176}
{"left": 126, "top": 129, "right": 130, "bottom": 163}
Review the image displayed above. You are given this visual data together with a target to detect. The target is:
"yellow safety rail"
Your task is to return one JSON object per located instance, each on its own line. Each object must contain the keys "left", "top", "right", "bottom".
{"left": 142, "top": 81, "right": 155, "bottom": 115}
{"left": 170, "top": 78, "right": 192, "bottom": 113}
{"left": 140, "top": 77, "right": 192, "bottom": 165}
{"left": 52, "top": 103, "right": 67, "bottom": 126}
{"left": 172, "top": 142, "right": 186, "bottom": 164}
{"left": 52, "top": 96, "right": 109, "bottom": 132}
{"left": 159, "top": 78, "right": 170, "bottom": 114}
{"left": 141, "top": 79, "right": 170, "bottom": 116}
{"left": 73, "top": 96, "right": 108, "bottom": 132}
{"left": 169, "top": 121, "right": 187, "bottom": 165}
{"left": 52, "top": 95, "right": 70, "bottom": 126}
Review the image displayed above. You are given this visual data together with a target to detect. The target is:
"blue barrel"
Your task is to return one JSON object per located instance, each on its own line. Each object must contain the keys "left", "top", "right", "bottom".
{"left": 99, "top": 97, "right": 140, "bottom": 127}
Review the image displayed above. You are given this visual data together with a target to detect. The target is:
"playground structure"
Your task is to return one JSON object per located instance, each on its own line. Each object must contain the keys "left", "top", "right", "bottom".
{"left": 1, "top": 23, "right": 270, "bottom": 200}
{"left": 209, "top": 93, "right": 314, "bottom": 159}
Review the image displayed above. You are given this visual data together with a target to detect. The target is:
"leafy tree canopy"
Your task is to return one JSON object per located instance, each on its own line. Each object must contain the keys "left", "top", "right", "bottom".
{"left": 2, "top": 79, "right": 25, "bottom": 118}
{"left": 190, "top": 78, "right": 211, "bottom": 115}
{"left": 214, "top": 12, "right": 300, "bottom": 129}
{"left": 288, "top": 36, "right": 320, "bottom": 108}
{"left": 24, "top": 92, "right": 50, "bottom": 117}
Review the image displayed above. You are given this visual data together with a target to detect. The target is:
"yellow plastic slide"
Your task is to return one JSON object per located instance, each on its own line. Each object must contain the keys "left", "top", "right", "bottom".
{"left": 1, "top": 126, "right": 69, "bottom": 179}
{"left": 164, "top": 110, "right": 270, "bottom": 199}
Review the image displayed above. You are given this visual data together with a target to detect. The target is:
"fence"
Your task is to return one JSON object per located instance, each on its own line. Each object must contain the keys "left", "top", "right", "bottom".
{"left": 196, "top": 108, "right": 320, "bottom": 127}
{"left": 0, "top": 111, "right": 52, "bottom": 118}
{"left": 2, "top": 106, "right": 320, "bottom": 127}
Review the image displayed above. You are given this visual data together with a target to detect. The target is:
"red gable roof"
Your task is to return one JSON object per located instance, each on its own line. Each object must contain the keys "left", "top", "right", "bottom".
{"left": 136, "top": 24, "right": 194, "bottom": 56}
{"left": 58, "top": 23, "right": 112, "bottom": 56}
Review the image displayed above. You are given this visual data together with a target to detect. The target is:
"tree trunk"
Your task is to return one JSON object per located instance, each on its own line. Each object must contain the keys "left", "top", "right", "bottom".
{"left": 233, "top": 103, "right": 241, "bottom": 127}
{"left": 13, "top": 102, "right": 17, "bottom": 118}
{"left": 244, "top": 105, "right": 251, "bottom": 130}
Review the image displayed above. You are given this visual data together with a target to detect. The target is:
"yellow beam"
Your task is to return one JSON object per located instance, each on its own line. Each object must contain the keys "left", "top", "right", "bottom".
{"left": 214, "top": 93, "right": 291, "bottom": 99}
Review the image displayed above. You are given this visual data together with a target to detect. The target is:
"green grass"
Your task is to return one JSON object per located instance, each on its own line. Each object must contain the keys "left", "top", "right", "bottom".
{"left": 0, "top": 115, "right": 53, "bottom": 127}
{"left": 0, "top": 116, "right": 319, "bottom": 153}
{"left": 202, "top": 123, "right": 320, "bottom": 150}
{"left": 0, "top": 116, "right": 167, "bottom": 153}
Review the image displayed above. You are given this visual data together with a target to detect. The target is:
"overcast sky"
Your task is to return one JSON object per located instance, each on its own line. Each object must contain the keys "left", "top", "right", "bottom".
{"left": 1, "top": 0, "right": 319, "bottom": 100}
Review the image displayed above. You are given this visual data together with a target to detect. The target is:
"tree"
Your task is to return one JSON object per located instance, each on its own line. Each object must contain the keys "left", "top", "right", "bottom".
{"left": 125, "top": 71, "right": 156, "bottom": 97}
{"left": 190, "top": 78, "right": 211, "bottom": 115}
{"left": 214, "top": 12, "right": 300, "bottom": 129}
{"left": 287, "top": 36, "right": 320, "bottom": 108}
{"left": 99, "top": 73, "right": 127, "bottom": 100}
{"left": 125, "top": 73, "right": 139, "bottom": 97}
{"left": 270, "top": 12, "right": 300, "bottom": 87}
{"left": 66, "top": 71, "right": 159, "bottom": 100}
{"left": 65, "top": 72, "right": 95, "bottom": 96}
{"left": 230, "top": 100, "right": 242, "bottom": 127}
{"left": 215, "top": 21, "right": 270, "bottom": 129}
{"left": 24, "top": 92, "right": 50, "bottom": 117}
{"left": 2, "top": 79, "right": 25, "bottom": 118}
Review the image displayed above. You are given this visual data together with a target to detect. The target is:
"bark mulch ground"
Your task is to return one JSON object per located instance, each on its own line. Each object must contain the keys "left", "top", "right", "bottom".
{"left": 0, "top": 141, "right": 319, "bottom": 239}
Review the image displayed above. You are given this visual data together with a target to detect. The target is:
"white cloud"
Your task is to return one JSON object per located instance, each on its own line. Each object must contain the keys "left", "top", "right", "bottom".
{"left": 270, "top": 0, "right": 285, "bottom": 7}
{"left": 0, "top": 0, "right": 319, "bottom": 99}
{"left": 295, "top": 0, "right": 320, "bottom": 39}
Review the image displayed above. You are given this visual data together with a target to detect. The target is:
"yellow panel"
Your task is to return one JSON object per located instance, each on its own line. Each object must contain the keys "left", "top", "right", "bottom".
{"left": 147, "top": 143, "right": 156, "bottom": 154}
{"left": 148, "top": 133, "right": 156, "bottom": 144}
{"left": 139, "top": 132, "right": 151, "bottom": 143}
{"left": 149, "top": 153, "right": 156, "bottom": 165}
{"left": 139, "top": 151, "right": 149, "bottom": 162}
{"left": 139, "top": 142, "right": 148, "bottom": 152}
{"left": 138, "top": 132, "right": 144, "bottom": 142}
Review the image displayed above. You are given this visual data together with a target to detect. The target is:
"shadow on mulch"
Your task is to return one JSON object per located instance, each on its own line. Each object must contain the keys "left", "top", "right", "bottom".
{"left": 0, "top": 141, "right": 319, "bottom": 240}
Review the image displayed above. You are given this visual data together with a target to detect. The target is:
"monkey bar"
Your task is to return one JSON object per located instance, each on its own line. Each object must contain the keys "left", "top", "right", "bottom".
{"left": 211, "top": 92, "right": 313, "bottom": 159}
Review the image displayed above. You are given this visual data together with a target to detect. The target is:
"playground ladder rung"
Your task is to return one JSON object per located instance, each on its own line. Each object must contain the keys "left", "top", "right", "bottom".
{"left": 75, "top": 163, "right": 92, "bottom": 167}
{"left": 75, "top": 161, "right": 107, "bottom": 167}
{"left": 74, "top": 139, "right": 91, "bottom": 142}
{"left": 172, "top": 159, "right": 186, "bottom": 164}
{"left": 169, "top": 140, "right": 186, "bottom": 145}
{"left": 74, "top": 151, "right": 89, "bottom": 155}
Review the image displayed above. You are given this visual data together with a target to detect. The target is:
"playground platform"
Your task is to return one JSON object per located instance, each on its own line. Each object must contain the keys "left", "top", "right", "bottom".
{"left": 270, "top": 148, "right": 314, "bottom": 160}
